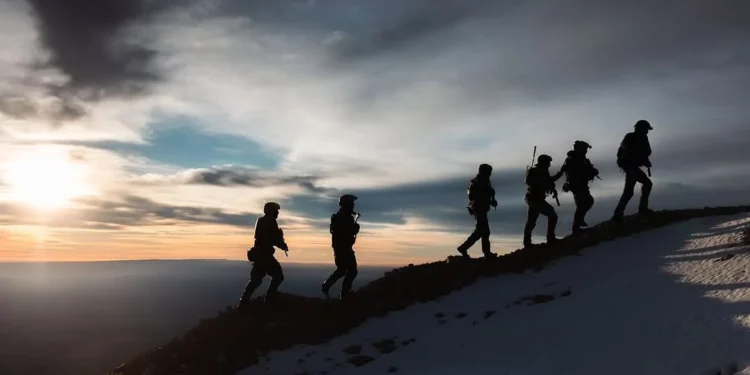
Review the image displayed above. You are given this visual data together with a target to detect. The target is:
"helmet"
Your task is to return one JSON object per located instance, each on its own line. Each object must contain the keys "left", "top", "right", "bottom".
{"left": 537, "top": 154, "right": 552, "bottom": 164}
{"left": 478, "top": 163, "right": 493, "bottom": 174}
{"left": 338, "top": 194, "right": 358, "bottom": 206}
{"left": 573, "top": 140, "right": 591, "bottom": 150}
{"left": 263, "top": 202, "right": 281, "bottom": 215}
{"left": 634, "top": 120, "right": 653, "bottom": 130}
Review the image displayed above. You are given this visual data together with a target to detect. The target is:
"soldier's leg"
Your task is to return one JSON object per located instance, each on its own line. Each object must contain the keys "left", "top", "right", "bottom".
{"left": 238, "top": 261, "right": 267, "bottom": 306}
{"left": 572, "top": 192, "right": 585, "bottom": 230}
{"left": 613, "top": 170, "right": 638, "bottom": 218}
{"left": 474, "top": 210, "right": 492, "bottom": 255}
{"left": 340, "top": 252, "right": 358, "bottom": 299}
{"left": 633, "top": 168, "right": 653, "bottom": 212}
{"left": 458, "top": 211, "right": 484, "bottom": 252}
{"left": 582, "top": 191, "right": 594, "bottom": 224}
{"left": 574, "top": 189, "right": 594, "bottom": 228}
{"left": 523, "top": 200, "right": 541, "bottom": 246}
{"left": 264, "top": 257, "right": 285, "bottom": 302}
{"left": 538, "top": 200, "right": 558, "bottom": 240}
{"left": 323, "top": 251, "right": 348, "bottom": 294}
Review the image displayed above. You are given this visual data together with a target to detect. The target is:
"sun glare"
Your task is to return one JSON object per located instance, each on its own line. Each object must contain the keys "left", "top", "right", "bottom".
{"left": 5, "top": 149, "right": 91, "bottom": 210}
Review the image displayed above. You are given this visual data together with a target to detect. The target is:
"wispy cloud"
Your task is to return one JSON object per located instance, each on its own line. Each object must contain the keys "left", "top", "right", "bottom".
{"left": 132, "top": 166, "right": 331, "bottom": 193}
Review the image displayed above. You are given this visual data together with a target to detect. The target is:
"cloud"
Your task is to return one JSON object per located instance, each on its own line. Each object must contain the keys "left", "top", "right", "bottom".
{"left": 131, "top": 166, "right": 332, "bottom": 193}
{"left": 25, "top": 0, "right": 180, "bottom": 99}
{"left": 0, "top": 95, "right": 87, "bottom": 122}
{"left": 328, "top": 0, "right": 472, "bottom": 59}
{"left": 0, "top": 0, "right": 191, "bottom": 124}
{"left": 0, "top": 194, "right": 260, "bottom": 229}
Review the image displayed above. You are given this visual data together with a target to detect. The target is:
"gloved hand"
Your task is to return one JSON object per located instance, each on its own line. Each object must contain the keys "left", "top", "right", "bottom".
{"left": 490, "top": 199, "right": 498, "bottom": 208}
{"left": 644, "top": 160, "right": 652, "bottom": 168}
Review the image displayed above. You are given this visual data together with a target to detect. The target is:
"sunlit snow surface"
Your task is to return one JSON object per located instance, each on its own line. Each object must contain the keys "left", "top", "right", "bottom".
{"left": 239, "top": 214, "right": 750, "bottom": 375}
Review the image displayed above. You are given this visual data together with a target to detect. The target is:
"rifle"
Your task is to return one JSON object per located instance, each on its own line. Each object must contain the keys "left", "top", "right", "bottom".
{"left": 353, "top": 212, "right": 362, "bottom": 243}
{"left": 279, "top": 228, "right": 288, "bottom": 257}
{"left": 647, "top": 167, "right": 652, "bottom": 177}
{"left": 525, "top": 146, "right": 537, "bottom": 179}
{"left": 552, "top": 189, "right": 560, "bottom": 206}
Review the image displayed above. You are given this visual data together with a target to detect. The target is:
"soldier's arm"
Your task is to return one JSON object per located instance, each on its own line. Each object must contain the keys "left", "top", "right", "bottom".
{"left": 254, "top": 217, "right": 270, "bottom": 244}
{"left": 489, "top": 184, "right": 497, "bottom": 205}
{"left": 559, "top": 160, "right": 569, "bottom": 174}
{"left": 271, "top": 221, "right": 288, "bottom": 250}
{"left": 589, "top": 160, "right": 599, "bottom": 176}
{"left": 278, "top": 230, "right": 288, "bottom": 251}
{"left": 467, "top": 180, "right": 477, "bottom": 201}
{"left": 551, "top": 169, "right": 564, "bottom": 182}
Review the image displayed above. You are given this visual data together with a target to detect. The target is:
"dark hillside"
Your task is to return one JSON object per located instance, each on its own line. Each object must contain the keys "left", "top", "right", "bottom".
{"left": 110, "top": 205, "right": 750, "bottom": 375}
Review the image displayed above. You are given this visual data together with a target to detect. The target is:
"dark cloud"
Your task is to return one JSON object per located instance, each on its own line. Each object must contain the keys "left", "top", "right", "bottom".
{"left": 25, "top": 0, "right": 180, "bottom": 99}
{"left": 650, "top": 123, "right": 750, "bottom": 172}
{"left": 0, "top": 0, "right": 185, "bottom": 121}
{"left": 288, "top": 170, "right": 750, "bottom": 243}
{"left": 283, "top": 131, "right": 750, "bottom": 240}
{"left": 0, "top": 95, "right": 87, "bottom": 123}
{"left": 317, "top": 0, "right": 750, "bottom": 106}
{"left": 0, "top": 96, "right": 38, "bottom": 119}
{"left": 135, "top": 167, "right": 332, "bottom": 193}
{"left": 329, "top": 0, "right": 472, "bottom": 59}
{"left": 0, "top": 195, "right": 260, "bottom": 229}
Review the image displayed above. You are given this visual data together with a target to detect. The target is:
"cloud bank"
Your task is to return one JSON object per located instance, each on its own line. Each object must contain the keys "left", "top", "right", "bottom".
{"left": 0, "top": 0, "right": 749, "bottom": 264}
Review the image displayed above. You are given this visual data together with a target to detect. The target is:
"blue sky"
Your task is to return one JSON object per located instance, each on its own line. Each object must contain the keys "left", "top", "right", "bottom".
{"left": 0, "top": 0, "right": 749, "bottom": 265}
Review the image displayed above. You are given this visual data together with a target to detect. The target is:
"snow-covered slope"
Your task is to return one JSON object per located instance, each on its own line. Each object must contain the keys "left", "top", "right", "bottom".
{"left": 239, "top": 213, "right": 750, "bottom": 375}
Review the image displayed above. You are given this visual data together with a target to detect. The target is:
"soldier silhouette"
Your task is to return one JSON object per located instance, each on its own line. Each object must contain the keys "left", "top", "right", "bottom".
{"left": 523, "top": 154, "right": 563, "bottom": 247}
{"left": 457, "top": 163, "right": 498, "bottom": 258}
{"left": 612, "top": 120, "right": 654, "bottom": 223}
{"left": 322, "top": 194, "right": 361, "bottom": 300}
{"left": 236, "top": 202, "right": 288, "bottom": 310}
{"left": 560, "top": 141, "right": 599, "bottom": 234}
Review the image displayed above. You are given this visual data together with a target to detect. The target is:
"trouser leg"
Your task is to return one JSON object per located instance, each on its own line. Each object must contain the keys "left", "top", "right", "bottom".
{"left": 238, "top": 262, "right": 266, "bottom": 306}
{"left": 536, "top": 200, "right": 558, "bottom": 239}
{"left": 339, "top": 252, "right": 358, "bottom": 298}
{"left": 614, "top": 170, "right": 638, "bottom": 217}
{"left": 458, "top": 209, "right": 488, "bottom": 252}
{"left": 524, "top": 200, "right": 541, "bottom": 246}
{"left": 264, "top": 257, "right": 284, "bottom": 302}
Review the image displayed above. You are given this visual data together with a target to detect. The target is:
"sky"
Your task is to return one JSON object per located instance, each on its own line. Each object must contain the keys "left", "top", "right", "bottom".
{"left": 0, "top": 0, "right": 749, "bottom": 266}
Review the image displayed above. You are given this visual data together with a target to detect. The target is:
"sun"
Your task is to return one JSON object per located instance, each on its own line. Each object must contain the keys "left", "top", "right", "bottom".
{"left": 5, "top": 149, "right": 91, "bottom": 210}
